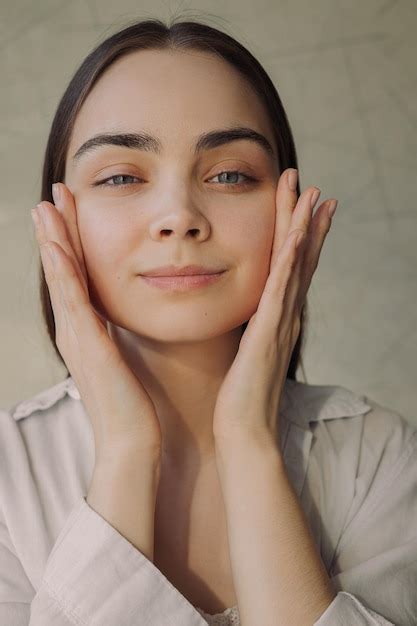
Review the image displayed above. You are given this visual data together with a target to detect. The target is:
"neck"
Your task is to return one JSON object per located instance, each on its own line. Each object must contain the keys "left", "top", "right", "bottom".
{"left": 107, "top": 322, "right": 244, "bottom": 467}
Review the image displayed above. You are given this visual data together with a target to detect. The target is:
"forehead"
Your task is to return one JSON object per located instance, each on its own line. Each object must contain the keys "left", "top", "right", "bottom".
{"left": 67, "top": 48, "right": 276, "bottom": 161}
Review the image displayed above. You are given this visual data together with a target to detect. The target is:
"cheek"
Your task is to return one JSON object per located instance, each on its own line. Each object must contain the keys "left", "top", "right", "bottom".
{"left": 221, "top": 207, "right": 275, "bottom": 319}
{"left": 228, "top": 202, "right": 275, "bottom": 276}
{"left": 77, "top": 200, "right": 137, "bottom": 269}
{"left": 77, "top": 216, "right": 134, "bottom": 324}
{"left": 76, "top": 208, "right": 137, "bottom": 283}
{"left": 243, "top": 245, "right": 272, "bottom": 298}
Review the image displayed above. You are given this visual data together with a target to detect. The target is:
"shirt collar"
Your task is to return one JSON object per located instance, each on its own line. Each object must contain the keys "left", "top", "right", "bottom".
{"left": 277, "top": 378, "right": 372, "bottom": 497}
{"left": 280, "top": 377, "right": 372, "bottom": 431}
{"left": 11, "top": 376, "right": 372, "bottom": 501}
{"left": 11, "top": 375, "right": 371, "bottom": 426}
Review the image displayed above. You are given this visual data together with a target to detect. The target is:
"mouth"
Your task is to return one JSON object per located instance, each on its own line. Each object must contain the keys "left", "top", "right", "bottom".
{"left": 140, "top": 271, "right": 227, "bottom": 291}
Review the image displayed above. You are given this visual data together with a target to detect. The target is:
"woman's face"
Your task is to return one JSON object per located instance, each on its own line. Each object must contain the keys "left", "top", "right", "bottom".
{"left": 64, "top": 48, "right": 280, "bottom": 342}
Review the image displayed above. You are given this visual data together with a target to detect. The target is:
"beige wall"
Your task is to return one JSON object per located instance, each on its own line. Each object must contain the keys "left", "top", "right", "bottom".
{"left": 1, "top": 0, "right": 416, "bottom": 426}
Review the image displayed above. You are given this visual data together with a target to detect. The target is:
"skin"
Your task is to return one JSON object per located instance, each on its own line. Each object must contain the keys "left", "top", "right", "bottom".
{"left": 33, "top": 47, "right": 339, "bottom": 618}
{"left": 63, "top": 48, "right": 284, "bottom": 474}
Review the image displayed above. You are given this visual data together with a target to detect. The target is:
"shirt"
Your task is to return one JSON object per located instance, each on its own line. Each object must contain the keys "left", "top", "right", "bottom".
{"left": 0, "top": 375, "right": 416, "bottom": 625}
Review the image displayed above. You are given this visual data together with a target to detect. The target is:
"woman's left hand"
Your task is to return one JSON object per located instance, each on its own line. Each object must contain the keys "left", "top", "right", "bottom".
{"left": 212, "top": 168, "right": 338, "bottom": 449}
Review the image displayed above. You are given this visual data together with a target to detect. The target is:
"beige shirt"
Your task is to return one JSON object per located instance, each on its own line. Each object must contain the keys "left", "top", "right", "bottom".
{"left": 1, "top": 375, "right": 416, "bottom": 625}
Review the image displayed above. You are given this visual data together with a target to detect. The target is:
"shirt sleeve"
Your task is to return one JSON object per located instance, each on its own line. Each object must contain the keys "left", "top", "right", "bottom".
{"left": 1, "top": 494, "right": 208, "bottom": 625}
{"left": 0, "top": 401, "right": 208, "bottom": 626}
{"left": 313, "top": 423, "right": 417, "bottom": 626}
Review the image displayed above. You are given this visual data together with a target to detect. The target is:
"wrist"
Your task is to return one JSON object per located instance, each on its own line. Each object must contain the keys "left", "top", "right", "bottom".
{"left": 88, "top": 446, "right": 161, "bottom": 560}
{"left": 215, "top": 426, "right": 283, "bottom": 471}
{"left": 95, "top": 440, "right": 162, "bottom": 471}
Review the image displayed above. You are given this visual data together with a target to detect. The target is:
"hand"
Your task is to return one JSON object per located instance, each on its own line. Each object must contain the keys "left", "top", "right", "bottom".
{"left": 31, "top": 183, "right": 162, "bottom": 462}
{"left": 212, "top": 168, "right": 337, "bottom": 448}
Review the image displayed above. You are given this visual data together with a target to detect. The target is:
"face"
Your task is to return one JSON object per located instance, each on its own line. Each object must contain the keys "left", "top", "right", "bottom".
{"left": 64, "top": 48, "right": 280, "bottom": 343}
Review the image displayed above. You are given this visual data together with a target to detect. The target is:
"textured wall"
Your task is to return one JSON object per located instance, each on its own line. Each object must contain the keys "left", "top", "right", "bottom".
{"left": 1, "top": 0, "right": 416, "bottom": 425}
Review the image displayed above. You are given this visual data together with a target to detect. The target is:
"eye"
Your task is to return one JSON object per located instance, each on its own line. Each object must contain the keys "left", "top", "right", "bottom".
{"left": 207, "top": 170, "right": 257, "bottom": 189}
{"left": 94, "top": 174, "right": 143, "bottom": 188}
{"left": 93, "top": 170, "right": 258, "bottom": 190}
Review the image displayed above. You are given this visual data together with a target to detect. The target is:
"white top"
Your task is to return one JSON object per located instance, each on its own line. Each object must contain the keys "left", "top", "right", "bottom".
{"left": 1, "top": 375, "right": 416, "bottom": 625}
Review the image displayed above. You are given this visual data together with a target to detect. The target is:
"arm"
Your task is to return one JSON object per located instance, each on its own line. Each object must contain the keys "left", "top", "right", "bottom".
{"left": 0, "top": 409, "right": 207, "bottom": 625}
{"left": 215, "top": 432, "right": 337, "bottom": 626}
{"left": 86, "top": 445, "right": 161, "bottom": 561}
{"left": 216, "top": 425, "right": 417, "bottom": 625}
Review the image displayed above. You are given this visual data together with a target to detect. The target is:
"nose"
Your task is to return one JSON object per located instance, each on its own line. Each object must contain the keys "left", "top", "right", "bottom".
{"left": 148, "top": 201, "right": 211, "bottom": 241}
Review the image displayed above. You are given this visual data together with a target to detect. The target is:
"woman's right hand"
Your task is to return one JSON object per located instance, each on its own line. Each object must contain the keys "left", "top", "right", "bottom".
{"left": 31, "top": 182, "right": 163, "bottom": 465}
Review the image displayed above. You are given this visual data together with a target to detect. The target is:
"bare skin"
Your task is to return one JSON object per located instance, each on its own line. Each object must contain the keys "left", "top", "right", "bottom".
{"left": 46, "top": 48, "right": 330, "bottom": 614}
{"left": 63, "top": 48, "right": 281, "bottom": 473}
{"left": 153, "top": 454, "right": 238, "bottom": 613}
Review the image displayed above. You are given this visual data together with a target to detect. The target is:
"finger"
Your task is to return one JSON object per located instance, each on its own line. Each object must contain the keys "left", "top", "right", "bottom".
{"left": 37, "top": 196, "right": 88, "bottom": 297}
{"left": 282, "top": 198, "right": 337, "bottom": 340}
{"left": 32, "top": 207, "right": 123, "bottom": 432}
{"left": 32, "top": 209, "right": 67, "bottom": 340}
{"left": 32, "top": 205, "right": 105, "bottom": 347}
{"left": 298, "top": 199, "right": 337, "bottom": 301}
{"left": 288, "top": 186, "right": 322, "bottom": 238}
{"left": 271, "top": 168, "right": 299, "bottom": 261}
{"left": 254, "top": 229, "right": 304, "bottom": 342}
{"left": 41, "top": 237, "right": 108, "bottom": 355}
{"left": 36, "top": 235, "right": 116, "bottom": 426}
{"left": 255, "top": 187, "right": 324, "bottom": 340}
{"left": 52, "top": 182, "right": 89, "bottom": 290}
{"left": 266, "top": 187, "right": 327, "bottom": 309}
{"left": 52, "top": 183, "right": 109, "bottom": 328}
{"left": 271, "top": 185, "right": 321, "bottom": 312}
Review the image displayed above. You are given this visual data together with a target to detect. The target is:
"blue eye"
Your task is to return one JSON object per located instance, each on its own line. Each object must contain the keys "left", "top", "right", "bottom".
{"left": 209, "top": 170, "right": 255, "bottom": 187}
{"left": 95, "top": 174, "right": 142, "bottom": 187}
{"left": 94, "top": 170, "right": 257, "bottom": 189}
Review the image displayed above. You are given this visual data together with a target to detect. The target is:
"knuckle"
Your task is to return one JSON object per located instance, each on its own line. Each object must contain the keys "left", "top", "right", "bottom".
{"left": 304, "top": 186, "right": 316, "bottom": 199}
{"left": 290, "top": 229, "right": 306, "bottom": 252}
{"left": 61, "top": 236, "right": 72, "bottom": 249}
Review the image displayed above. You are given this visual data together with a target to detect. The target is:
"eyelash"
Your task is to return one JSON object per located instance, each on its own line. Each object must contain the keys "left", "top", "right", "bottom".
{"left": 94, "top": 170, "right": 258, "bottom": 190}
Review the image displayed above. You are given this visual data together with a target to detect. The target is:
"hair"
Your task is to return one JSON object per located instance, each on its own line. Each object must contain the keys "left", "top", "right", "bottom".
{"left": 37, "top": 14, "right": 308, "bottom": 382}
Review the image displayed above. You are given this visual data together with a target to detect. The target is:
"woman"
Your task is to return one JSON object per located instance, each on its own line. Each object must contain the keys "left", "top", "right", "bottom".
{"left": 1, "top": 17, "right": 416, "bottom": 626}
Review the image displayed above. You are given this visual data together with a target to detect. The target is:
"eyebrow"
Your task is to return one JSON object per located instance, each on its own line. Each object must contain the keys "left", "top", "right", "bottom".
{"left": 70, "top": 126, "right": 277, "bottom": 165}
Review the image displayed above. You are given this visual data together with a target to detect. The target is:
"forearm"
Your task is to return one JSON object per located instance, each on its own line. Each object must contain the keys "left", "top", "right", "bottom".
{"left": 215, "top": 433, "right": 336, "bottom": 626}
{"left": 87, "top": 446, "right": 161, "bottom": 562}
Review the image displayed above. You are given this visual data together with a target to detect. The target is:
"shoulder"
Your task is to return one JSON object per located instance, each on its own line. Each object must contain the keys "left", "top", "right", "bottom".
{"left": 283, "top": 379, "right": 417, "bottom": 564}
{"left": 283, "top": 378, "right": 417, "bottom": 503}
{"left": 284, "top": 378, "right": 416, "bottom": 452}
{"left": 0, "top": 377, "right": 91, "bottom": 512}
{"left": 5, "top": 376, "right": 81, "bottom": 422}
{"left": 0, "top": 376, "right": 84, "bottom": 468}
{"left": 342, "top": 394, "right": 417, "bottom": 521}
{"left": 0, "top": 379, "right": 91, "bottom": 565}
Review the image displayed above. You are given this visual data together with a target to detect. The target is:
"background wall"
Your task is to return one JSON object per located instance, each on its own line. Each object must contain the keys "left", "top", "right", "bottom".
{"left": 1, "top": 0, "right": 416, "bottom": 425}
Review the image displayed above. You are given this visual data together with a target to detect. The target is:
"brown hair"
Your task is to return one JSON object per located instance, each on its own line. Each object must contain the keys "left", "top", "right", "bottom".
{"left": 37, "top": 15, "right": 308, "bottom": 382}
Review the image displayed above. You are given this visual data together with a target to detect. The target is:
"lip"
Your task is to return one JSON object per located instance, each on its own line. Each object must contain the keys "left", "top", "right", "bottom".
{"left": 141, "top": 271, "right": 226, "bottom": 291}
{"left": 140, "top": 264, "right": 226, "bottom": 277}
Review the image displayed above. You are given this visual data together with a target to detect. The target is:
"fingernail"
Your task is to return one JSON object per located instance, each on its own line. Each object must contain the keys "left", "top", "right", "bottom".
{"left": 31, "top": 208, "right": 40, "bottom": 228}
{"left": 287, "top": 169, "right": 298, "bottom": 191}
{"left": 310, "top": 188, "right": 321, "bottom": 208}
{"left": 328, "top": 200, "right": 338, "bottom": 218}
{"left": 36, "top": 203, "right": 45, "bottom": 226}
{"left": 52, "top": 183, "right": 61, "bottom": 206}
